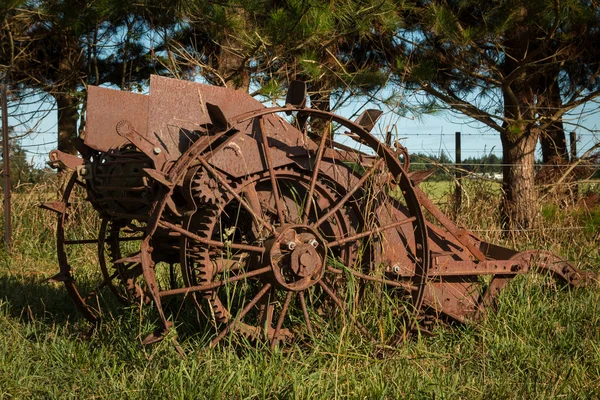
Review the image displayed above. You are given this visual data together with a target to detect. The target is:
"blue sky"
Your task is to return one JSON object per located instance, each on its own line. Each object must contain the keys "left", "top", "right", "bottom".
{"left": 10, "top": 87, "right": 600, "bottom": 168}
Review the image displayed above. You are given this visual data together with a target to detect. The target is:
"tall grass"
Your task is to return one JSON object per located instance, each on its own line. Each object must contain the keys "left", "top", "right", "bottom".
{"left": 0, "top": 177, "right": 598, "bottom": 398}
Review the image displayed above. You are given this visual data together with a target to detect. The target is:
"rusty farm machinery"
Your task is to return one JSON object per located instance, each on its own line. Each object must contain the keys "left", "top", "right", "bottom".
{"left": 42, "top": 76, "right": 595, "bottom": 349}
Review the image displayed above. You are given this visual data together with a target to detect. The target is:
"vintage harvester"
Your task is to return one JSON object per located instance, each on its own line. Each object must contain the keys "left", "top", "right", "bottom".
{"left": 43, "top": 76, "right": 594, "bottom": 348}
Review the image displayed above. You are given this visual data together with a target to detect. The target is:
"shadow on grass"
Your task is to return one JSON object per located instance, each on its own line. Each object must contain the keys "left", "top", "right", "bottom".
{"left": 0, "top": 274, "right": 119, "bottom": 328}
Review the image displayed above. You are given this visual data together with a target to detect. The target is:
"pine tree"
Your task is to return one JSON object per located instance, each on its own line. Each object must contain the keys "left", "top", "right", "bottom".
{"left": 392, "top": 0, "right": 600, "bottom": 229}
{"left": 0, "top": 1, "right": 172, "bottom": 156}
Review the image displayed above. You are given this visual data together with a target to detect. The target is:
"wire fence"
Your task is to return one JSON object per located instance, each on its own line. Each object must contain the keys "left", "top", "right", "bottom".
{"left": 1, "top": 111, "right": 599, "bottom": 247}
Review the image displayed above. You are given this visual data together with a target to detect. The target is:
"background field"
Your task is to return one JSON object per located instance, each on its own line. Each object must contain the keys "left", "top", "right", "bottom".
{"left": 0, "top": 177, "right": 599, "bottom": 399}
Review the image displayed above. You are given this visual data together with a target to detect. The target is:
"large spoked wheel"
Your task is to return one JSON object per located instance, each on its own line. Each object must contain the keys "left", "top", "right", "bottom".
{"left": 141, "top": 107, "right": 429, "bottom": 348}
{"left": 56, "top": 173, "right": 146, "bottom": 323}
{"left": 183, "top": 168, "right": 362, "bottom": 344}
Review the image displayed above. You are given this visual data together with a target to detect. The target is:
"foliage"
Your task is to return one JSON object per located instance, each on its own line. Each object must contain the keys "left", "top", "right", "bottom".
{"left": 0, "top": 133, "right": 52, "bottom": 190}
{"left": 165, "top": 0, "right": 402, "bottom": 107}
{"left": 0, "top": 0, "right": 175, "bottom": 153}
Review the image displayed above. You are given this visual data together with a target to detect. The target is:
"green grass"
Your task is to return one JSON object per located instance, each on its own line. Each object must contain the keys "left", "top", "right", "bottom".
{"left": 0, "top": 179, "right": 598, "bottom": 398}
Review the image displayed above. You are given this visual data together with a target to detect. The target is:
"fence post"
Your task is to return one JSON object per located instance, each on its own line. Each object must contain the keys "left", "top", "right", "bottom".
{"left": 455, "top": 131, "right": 462, "bottom": 213}
{"left": 1, "top": 83, "right": 11, "bottom": 251}
{"left": 570, "top": 131, "right": 578, "bottom": 199}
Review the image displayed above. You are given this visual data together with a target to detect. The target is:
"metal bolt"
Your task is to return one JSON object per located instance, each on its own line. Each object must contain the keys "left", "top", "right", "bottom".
{"left": 153, "top": 147, "right": 162, "bottom": 155}
{"left": 392, "top": 264, "right": 401, "bottom": 274}
{"left": 287, "top": 241, "right": 296, "bottom": 251}
{"left": 309, "top": 239, "right": 319, "bottom": 248}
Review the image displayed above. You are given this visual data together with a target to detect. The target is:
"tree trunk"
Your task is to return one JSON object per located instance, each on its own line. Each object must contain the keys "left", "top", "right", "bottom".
{"left": 540, "top": 79, "right": 567, "bottom": 163}
{"left": 500, "top": 129, "right": 539, "bottom": 231}
{"left": 308, "top": 80, "right": 330, "bottom": 134}
{"left": 217, "top": 34, "right": 250, "bottom": 91}
{"left": 56, "top": 93, "right": 79, "bottom": 155}
{"left": 216, "top": 10, "right": 250, "bottom": 92}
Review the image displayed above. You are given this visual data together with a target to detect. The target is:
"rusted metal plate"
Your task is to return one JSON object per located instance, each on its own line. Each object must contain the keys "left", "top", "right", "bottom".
{"left": 147, "top": 75, "right": 313, "bottom": 173}
{"left": 85, "top": 85, "right": 148, "bottom": 152}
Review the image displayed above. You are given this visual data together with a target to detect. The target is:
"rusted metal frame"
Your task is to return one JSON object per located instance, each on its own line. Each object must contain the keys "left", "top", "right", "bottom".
{"left": 158, "top": 220, "right": 265, "bottom": 253}
{"left": 327, "top": 217, "right": 417, "bottom": 247}
{"left": 270, "top": 290, "right": 294, "bottom": 349}
{"left": 47, "top": 149, "right": 84, "bottom": 170}
{"left": 413, "top": 186, "right": 487, "bottom": 262}
{"left": 159, "top": 266, "right": 271, "bottom": 297}
{"left": 256, "top": 116, "right": 286, "bottom": 225}
{"left": 424, "top": 259, "right": 526, "bottom": 277}
{"left": 512, "top": 250, "right": 591, "bottom": 287}
{"left": 317, "top": 280, "right": 375, "bottom": 342}
{"left": 313, "top": 158, "right": 385, "bottom": 229}
{"left": 302, "top": 119, "right": 331, "bottom": 224}
{"left": 197, "top": 156, "right": 277, "bottom": 235}
{"left": 210, "top": 282, "right": 273, "bottom": 347}
{"left": 298, "top": 291, "right": 314, "bottom": 337}
{"left": 115, "top": 120, "right": 167, "bottom": 170}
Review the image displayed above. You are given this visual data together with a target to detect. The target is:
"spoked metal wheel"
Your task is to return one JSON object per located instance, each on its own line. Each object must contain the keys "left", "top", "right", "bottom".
{"left": 140, "top": 107, "right": 430, "bottom": 348}
{"left": 55, "top": 173, "right": 146, "bottom": 323}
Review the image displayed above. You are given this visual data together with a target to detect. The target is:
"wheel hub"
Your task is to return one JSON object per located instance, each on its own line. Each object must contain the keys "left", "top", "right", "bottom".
{"left": 269, "top": 225, "right": 326, "bottom": 291}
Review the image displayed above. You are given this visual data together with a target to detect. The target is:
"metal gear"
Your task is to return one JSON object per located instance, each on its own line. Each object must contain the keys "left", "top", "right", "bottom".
{"left": 191, "top": 169, "right": 231, "bottom": 204}
{"left": 102, "top": 219, "right": 148, "bottom": 304}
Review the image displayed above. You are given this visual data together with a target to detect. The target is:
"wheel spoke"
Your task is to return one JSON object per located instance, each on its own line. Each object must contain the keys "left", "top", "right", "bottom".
{"left": 298, "top": 291, "right": 314, "bottom": 337}
{"left": 313, "top": 158, "right": 384, "bottom": 229}
{"left": 318, "top": 280, "right": 375, "bottom": 342}
{"left": 160, "top": 266, "right": 271, "bottom": 297}
{"left": 210, "top": 282, "right": 273, "bottom": 347}
{"left": 241, "top": 182, "right": 268, "bottom": 236}
{"left": 256, "top": 117, "right": 286, "bottom": 225}
{"left": 327, "top": 265, "right": 416, "bottom": 291}
{"left": 257, "top": 290, "right": 275, "bottom": 336}
{"left": 301, "top": 124, "right": 330, "bottom": 224}
{"left": 82, "top": 270, "right": 119, "bottom": 303}
{"left": 65, "top": 236, "right": 143, "bottom": 245}
{"left": 327, "top": 217, "right": 416, "bottom": 247}
{"left": 158, "top": 220, "right": 265, "bottom": 253}
{"left": 197, "top": 156, "right": 277, "bottom": 235}
{"left": 270, "top": 290, "right": 294, "bottom": 349}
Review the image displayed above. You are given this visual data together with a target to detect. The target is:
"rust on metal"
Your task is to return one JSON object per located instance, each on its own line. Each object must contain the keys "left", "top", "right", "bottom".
{"left": 44, "top": 75, "right": 597, "bottom": 350}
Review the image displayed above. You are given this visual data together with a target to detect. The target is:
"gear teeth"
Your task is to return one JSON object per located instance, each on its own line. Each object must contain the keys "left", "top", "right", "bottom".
{"left": 105, "top": 220, "right": 146, "bottom": 303}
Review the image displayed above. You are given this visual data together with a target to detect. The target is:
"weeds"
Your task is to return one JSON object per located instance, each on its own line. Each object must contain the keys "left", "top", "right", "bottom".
{"left": 0, "top": 177, "right": 598, "bottom": 398}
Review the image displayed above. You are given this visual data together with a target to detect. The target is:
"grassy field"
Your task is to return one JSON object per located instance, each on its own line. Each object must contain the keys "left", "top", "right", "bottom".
{"left": 0, "top": 178, "right": 599, "bottom": 399}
